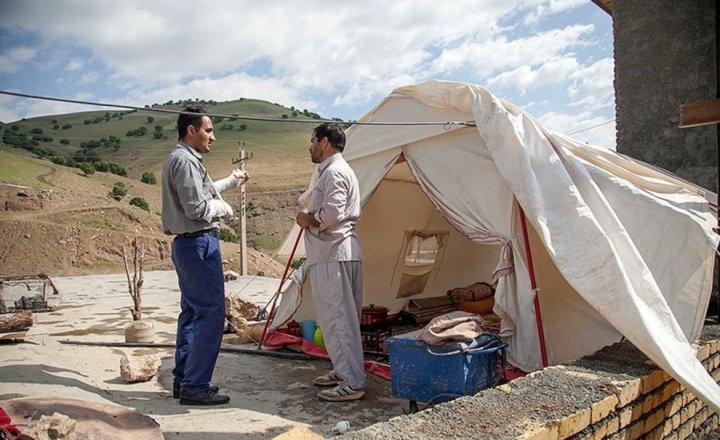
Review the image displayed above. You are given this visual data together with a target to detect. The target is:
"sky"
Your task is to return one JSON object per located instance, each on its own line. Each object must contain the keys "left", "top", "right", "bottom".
{"left": 0, "top": 0, "right": 616, "bottom": 149}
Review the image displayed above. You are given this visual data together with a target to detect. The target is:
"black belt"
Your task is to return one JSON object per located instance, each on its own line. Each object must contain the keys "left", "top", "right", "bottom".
{"left": 176, "top": 229, "right": 219, "bottom": 238}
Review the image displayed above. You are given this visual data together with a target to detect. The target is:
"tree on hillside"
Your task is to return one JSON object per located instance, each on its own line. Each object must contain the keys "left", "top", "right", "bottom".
{"left": 146, "top": 116, "right": 154, "bottom": 124}
{"left": 78, "top": 162, "right": 95, "bottom": 176}
{"left": 140, "top": 171, "right": 157, "bottom": 185}
{"left": 109, "top": 163, "right": 127, "bottom": 177}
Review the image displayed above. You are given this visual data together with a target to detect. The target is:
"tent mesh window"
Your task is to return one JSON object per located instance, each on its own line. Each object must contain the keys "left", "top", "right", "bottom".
{"left": 396, "top": 231, "right": 448, "bottom": 298}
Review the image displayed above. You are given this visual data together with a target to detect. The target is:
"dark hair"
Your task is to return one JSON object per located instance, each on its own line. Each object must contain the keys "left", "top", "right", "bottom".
{"left": 177, "top": 105, "right": 208, "bottom": 140}
{"left": 313, "top": 122, "right": 346, "bottom": 152}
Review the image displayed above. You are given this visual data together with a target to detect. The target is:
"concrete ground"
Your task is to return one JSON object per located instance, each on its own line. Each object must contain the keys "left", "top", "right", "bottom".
{"left": 0, "top": 271, "right": 404, "bottom": 439}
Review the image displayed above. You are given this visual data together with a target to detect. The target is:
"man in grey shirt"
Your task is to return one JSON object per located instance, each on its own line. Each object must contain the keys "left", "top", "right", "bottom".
{"left": 296, "top": 122, "right": 365, "bottom": 401}
{"left": 161, "top": 105, "right": 248, "bottom": 406}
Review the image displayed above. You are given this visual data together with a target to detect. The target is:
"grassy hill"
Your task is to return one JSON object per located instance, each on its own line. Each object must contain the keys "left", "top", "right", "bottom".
{"left": 0, "top": 98, "right": 328, "bottom": 276}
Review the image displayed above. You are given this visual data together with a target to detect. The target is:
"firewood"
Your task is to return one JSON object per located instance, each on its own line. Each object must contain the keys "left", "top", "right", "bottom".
{"left": 0, "top": 310, "right": 34, "bottom": 333}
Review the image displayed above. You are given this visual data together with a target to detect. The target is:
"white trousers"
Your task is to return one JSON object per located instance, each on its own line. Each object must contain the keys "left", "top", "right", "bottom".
{"left": 308, "top": 261, "right": 366, "bottom": 389}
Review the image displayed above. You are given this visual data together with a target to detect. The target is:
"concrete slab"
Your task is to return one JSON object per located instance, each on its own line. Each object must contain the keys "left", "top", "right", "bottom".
{"left": 0, "top": 271, "right": 403, "bottom": 439}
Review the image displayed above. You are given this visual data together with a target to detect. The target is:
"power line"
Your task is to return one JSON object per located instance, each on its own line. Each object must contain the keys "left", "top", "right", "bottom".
{"left": 567, "top": 119, "right": 615, "bottom": 135}
{"left": 0, "top": 90, "right": 476, "bottom": 127}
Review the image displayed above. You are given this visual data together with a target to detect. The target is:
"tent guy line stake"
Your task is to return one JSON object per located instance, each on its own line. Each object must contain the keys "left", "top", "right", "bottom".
{"left": 257, "top": 227, "right": 304, "bottom": 349}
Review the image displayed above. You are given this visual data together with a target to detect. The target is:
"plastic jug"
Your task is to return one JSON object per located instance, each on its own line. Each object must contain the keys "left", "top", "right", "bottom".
{"left": 301, "top": 319, "right": 316, "bottom": 342}
{"left": 313, "top": 326, "right": 325, "bottom": 347}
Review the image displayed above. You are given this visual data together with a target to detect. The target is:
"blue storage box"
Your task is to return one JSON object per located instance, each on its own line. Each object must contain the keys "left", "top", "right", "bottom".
{"left": 387, "top": 330, "right": 506, "bottom": 404}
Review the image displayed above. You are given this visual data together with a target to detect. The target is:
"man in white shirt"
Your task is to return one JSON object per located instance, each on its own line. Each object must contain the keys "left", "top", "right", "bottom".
{"left": 296, "top": 122, "right": 366, "bottom": 401}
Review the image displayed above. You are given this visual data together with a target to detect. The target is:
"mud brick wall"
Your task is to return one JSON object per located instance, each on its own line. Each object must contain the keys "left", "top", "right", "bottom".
{"left": 345, "top": 325, "right": 720, "bottom": 440}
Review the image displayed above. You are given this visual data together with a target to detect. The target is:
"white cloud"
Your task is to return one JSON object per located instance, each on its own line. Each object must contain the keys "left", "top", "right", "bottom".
{"left": 567, "top": 57, "right": 615, "bottom": 110}
{"left": 430, "top": 24, "right": 594, "bottom": 78}
{"left": 488, "top": 57, "right": 580, "bottom": 93}
{"left": 523, "top": 0, "right": 587, "bottom": 25}
{"left": 0, "top": 47, "right": 36, "bottom": 74}
{"left": 66, "top": 59, "right": 83, "bottom": 71}
{"left": 0, "top": 0, "right": 608, "bottom": 123}
{"left": 80, "top": 71, "right": 101, "bottom": 85}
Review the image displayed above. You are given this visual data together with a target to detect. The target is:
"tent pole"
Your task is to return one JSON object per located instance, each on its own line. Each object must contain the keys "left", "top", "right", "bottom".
{"left": 257, "top": 227, "right": 304, "bottom": 349}
{"left": 518, "top": 206, "right": 549, "bottom": 368}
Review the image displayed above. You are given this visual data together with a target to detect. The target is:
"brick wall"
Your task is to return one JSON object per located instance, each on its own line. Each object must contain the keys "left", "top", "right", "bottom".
{"left": 345, "top": 326, "right": 720, "bottom": 439}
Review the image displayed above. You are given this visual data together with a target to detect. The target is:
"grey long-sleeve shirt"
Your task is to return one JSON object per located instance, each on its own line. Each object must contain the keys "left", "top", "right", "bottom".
{"left": 161, "top": 142, "right": 236, "bottom": 235}
{"left": 304, "top": 153, "right": 362, "bottom": 265}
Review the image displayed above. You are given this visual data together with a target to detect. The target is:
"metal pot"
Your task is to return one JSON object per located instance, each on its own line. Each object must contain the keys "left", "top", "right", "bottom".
{"left": 361, "top": 304, "right": 389, "bottom": 328}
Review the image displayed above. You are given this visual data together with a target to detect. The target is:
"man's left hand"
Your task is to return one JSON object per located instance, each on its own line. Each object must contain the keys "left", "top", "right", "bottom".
{"left": 296, "top": 212, "right": 319, "bottom": 229}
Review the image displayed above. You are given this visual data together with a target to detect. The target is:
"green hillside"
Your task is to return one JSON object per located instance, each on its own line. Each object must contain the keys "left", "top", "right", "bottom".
{"left": 0, "top": 98, "right": 335, "bottom": 256}
{"left": 1, "top": 98, "right": 324, "bottom": 190}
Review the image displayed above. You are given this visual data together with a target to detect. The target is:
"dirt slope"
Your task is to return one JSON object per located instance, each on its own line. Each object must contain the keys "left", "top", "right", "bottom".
{"left": 0, "top": 164, "right": 288, "bottom": 278}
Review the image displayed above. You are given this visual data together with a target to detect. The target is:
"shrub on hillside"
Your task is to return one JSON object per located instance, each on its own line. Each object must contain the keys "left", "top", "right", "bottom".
{"left": 109, "top": 163, "right": 127, "bottom": 177}
{"left": 141, "top": 171, "right": 157, "bottom": 185}
{"left": 93, "top": 161, "right": 109, "bottom": 172}
{"left": 129, "top": 197, "right": 149, "bottom": 212}
{"left": 112, "top": 182, "right": 127, "bottom": 199}
{"left": 219, "top": 228, "right": 237, "bottom": 243}
{"left": 78, "top": 162, "right": 95, "bottom": 176}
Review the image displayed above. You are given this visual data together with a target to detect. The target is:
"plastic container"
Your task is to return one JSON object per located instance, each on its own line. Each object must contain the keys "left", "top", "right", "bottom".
{"left": 387, "top": 330, "right": 506, "bottom": 404}
{"left": 313, "top": 326, "right": 325, "bottom": 347}
{"left": 301, "top": 320, "right": 316, "bottom": 342}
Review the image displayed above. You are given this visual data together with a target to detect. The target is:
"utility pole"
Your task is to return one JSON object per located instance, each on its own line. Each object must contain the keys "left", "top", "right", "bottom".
{"left": 232, "top": 141, "right": 252, "bottom": 275}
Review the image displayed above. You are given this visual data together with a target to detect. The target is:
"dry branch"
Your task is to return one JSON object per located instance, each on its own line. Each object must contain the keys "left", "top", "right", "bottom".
{"left": 122, "top": 238, "right": 145, "bottom": 321}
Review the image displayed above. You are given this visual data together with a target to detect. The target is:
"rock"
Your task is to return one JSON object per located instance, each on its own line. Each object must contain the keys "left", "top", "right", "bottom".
{"left": 120, "top": 353, "right": 161, "bottom": 383}
{"left": 272, "top": 426, "right": 324, "bottom": 440}
{"left": 20, "top": 412, "right": 77, "bottom": 439}
{"left": 225, "top": 293, "right": 259, "bottom": 322}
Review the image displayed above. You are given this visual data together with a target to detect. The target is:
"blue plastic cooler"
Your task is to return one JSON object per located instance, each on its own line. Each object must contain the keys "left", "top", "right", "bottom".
{"left": 387, "top": 330, "right": 507, "bottom": 405}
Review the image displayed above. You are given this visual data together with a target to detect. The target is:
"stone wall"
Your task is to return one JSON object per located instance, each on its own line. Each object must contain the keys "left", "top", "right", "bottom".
{"left": 613, "top": 1, "right": 717, "bottom": 191}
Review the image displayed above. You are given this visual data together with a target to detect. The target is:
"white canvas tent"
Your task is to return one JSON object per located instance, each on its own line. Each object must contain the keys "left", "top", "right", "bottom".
{"left": 273, "top": 80, "right": 720, "bottom": 411}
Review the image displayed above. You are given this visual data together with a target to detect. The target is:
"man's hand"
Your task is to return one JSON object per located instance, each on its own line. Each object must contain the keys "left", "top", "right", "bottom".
{"left": 208, "top": 199, "right": 234, "bottom": 220}
{"left": 296, "top": 211, "right": 319, "bottom": 229}
{"left": 230, "top": 169, "right": 250, "bottom": 187}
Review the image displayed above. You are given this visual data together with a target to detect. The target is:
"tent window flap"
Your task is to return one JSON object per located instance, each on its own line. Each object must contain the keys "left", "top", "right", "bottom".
{"left": 396, "top": 230, "right": 448, "bottom": 298}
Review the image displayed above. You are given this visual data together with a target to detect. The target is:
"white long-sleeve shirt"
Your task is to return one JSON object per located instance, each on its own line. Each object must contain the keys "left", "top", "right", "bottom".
{"left": 304, "top": 153, "right": 362, "bottom": 265}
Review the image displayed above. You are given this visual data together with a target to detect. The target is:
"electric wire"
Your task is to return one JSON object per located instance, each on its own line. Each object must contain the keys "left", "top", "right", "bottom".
{"left": 0, "top": 90, "right": 476, "bottom": 127}
{"left": 567, "top": 118, "right": 615, "bottom": 135}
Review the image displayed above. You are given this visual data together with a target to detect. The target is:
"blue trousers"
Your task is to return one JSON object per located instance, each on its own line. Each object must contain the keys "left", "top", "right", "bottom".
{"left": 171, "top": 235, "right": 225, "bottom": 394}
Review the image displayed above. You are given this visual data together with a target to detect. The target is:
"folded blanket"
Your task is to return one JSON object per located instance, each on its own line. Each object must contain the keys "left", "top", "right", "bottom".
{"left": 416, "top": 310, "right": 485, "bottom": 345}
